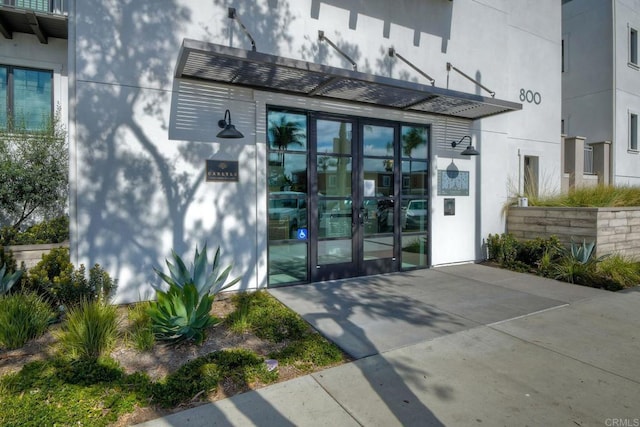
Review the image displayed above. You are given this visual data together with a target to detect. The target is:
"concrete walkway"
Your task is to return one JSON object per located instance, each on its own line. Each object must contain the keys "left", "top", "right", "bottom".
{"left": 136, "top": 264, "right": 640, "bottom": 426}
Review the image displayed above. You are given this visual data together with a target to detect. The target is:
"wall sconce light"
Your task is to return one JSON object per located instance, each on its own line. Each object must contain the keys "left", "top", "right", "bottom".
{"left": 451, "top": 135, "right": 479, "bottom": 156}
{"left": 217, "top": 109, "right": 244, "bottom": 139}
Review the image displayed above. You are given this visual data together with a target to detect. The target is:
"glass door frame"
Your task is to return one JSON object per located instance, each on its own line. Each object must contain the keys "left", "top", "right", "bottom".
{"left": 309, "top": 113, "right": 360, "bottom": 282}
{"left": 309, "top": 114, "right": 424, "bottom": 282}
{"left": 357, "top": 119, "right": 402, "bottom": 276}
{"left": 266, "top": 106, "right": 431, "bottom": 287}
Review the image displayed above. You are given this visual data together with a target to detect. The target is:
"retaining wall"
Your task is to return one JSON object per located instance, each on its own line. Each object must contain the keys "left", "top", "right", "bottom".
{"left": 506, "top": 207, "right": 640, "bottom": 258}
{"left": 4, "top": 242, "right": 69, "bottom": 270}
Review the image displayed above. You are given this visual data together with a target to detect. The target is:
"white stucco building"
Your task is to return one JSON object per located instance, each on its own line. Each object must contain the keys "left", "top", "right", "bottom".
{"left": 1, "top": 0, "right": 562, "bottom": 303}
{"left": 562, "top": 0, "right": 640, "bottom": 185}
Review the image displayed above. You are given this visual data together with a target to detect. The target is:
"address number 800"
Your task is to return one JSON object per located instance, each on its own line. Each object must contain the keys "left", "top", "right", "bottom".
{"left": 519, "top": 89, "right": 541, "bottom": 105}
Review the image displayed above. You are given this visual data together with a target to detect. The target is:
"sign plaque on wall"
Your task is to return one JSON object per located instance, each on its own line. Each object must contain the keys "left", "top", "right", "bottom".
{"left": 206, "top": 160, "right": 239, "bottom": 182}
{"left": 437, "top": 170, "right": 469, "bottom": 196}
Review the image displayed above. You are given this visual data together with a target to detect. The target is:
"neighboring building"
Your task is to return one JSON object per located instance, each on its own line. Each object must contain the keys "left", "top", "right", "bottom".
{"left": 2, "top": 0, "right": 561, "bottom": 303}
{"left": 562, "top": 0, "right": 640, "bottom": 185}
{"left": 0, "top": 1, "right": 68, "bottom": 131}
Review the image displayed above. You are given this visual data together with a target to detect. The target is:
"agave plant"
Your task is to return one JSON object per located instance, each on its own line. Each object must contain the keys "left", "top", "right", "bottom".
{"left": 0, "top": 263, "right": 22, "bottom": 296}
{"left": 149, "top": 244, "right": 240, "bottom": 344}
{"left": 553, "top": 239, "right": 607, "bottom": 286}
{"left": 153, "top": 244, "right": 240, "bottom": 298}
{"left": 147, "top": 282, "right": 216, "bottom": 345}
{"left": 569, "top": 239, "right": 597, "bottom": 264}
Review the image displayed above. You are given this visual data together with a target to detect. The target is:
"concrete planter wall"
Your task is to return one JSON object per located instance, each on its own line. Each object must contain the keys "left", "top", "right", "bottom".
{"left": 4, "top": 242, "right": 69, "bottom": 270}
{"left": 506, "top": 207, "right": 640, "bottom": 258}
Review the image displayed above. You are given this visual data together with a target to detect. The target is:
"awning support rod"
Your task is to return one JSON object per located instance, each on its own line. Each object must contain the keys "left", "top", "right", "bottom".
{"left": 388, "top": 48, "right": 435, "bottom": 86}
{"left": 228, "top": 7, "right": 256, "bottom": 52}
{"left": 318, "top": 30, "right": 358, "bottom": 71}
{"left": 447, "top": 62, "right": 495, "bottom": 97}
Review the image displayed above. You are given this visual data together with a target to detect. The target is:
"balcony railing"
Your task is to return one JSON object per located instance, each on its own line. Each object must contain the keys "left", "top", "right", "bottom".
{"left": 2, "top": 0, "right": 67, "bottom": 14}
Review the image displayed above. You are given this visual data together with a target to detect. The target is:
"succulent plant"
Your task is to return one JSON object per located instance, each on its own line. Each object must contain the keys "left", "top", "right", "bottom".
{"left": 0, "top": 263, "right": 22, "bottom": 296}
{"left": 147, "top": 282, "right": 216, "bottom": 345}
{"left": 153, "top": 244, "right": 240, "bottom": 299}
{"left": 149, "top": 244, "right": 240, "bottom": 344}
{"left": 569, "top": 239, "right": 597, "bottom": 264}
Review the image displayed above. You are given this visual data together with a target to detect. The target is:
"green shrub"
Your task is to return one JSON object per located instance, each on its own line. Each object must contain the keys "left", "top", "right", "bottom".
{"left": 0, "top": 216, "right": 69, "bottom": 246}
{"left": 486, "top": 233, "right": 565, "bottom": 274}
{"left": 518, "top": 236, "right": 564, "bottom": 267}
{"left": 0, "top": 292, "right": 54, "bottom": 349}
{"left": 55, "top": 299, "right": 120, "bottom": 360}
{"left": 0, "top": 247, "right": 17, "bottom": 272}
{"left": 486, "top": 233, "right": 529, "bottom": 271}
{"left": 596, "top": 254, "right": 640, "bottom": 290}
{"left": 27, "top": 246, "right": 73, "bottom": 302}
{"left": 28, "top": 249, "right": 117, "bottom": 308}
{"left": 486, "top": 233, "right": 519, "bottom": 267}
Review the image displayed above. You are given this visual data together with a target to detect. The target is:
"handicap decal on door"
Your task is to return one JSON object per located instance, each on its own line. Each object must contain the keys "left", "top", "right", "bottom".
{"left": 297, "top": 228, "right": 308, "bottom": 240}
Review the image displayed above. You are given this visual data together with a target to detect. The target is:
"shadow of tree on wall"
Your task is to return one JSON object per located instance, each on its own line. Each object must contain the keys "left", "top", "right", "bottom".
{"left": 74, "top": 1, "right": 199, "bottom": 302}
{"left": 74, "top": 1, "right": 297, "bottom": 302}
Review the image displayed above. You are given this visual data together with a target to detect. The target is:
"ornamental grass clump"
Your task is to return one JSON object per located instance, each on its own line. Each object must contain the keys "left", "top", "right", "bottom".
{"left": 0, "top": 291, "right": 54, "bottom": 350}
{"left": 126, "top": 301, "right": 155, "bottom": 351}
{"left": 527, "top": 185, "right": 640, "bottom": 207}
{"left": 148, "top": 244, "right": 240, "bottom": 345}
{"left": 55, "top": 299, "right": 119, "bottom": 360}
{"left": 595, "top": 254, "right": 640, "bottom": 290}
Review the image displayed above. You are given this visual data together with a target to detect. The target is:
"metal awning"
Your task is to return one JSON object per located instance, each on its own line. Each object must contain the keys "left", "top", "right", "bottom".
{"left": 175, "top": 39, "right": 522, "bottom": 120}
{"left": 0, "top": 5, "right": 68, "bottom": 43}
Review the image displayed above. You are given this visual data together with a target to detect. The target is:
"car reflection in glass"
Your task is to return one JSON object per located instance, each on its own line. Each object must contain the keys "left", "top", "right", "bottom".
{"left": 402, "top": 199, "right": 427, "bottom": 231}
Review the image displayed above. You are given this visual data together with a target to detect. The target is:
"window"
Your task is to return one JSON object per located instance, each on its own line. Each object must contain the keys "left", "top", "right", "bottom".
{"left": 631, "top": 27, "right": 638, "bottom": 66}
{"left": 0, "top": 65, "right": 53, "bottom": 130}
{"left": 630, "top": 113, "right": 638, "bottom": 151}
{"left": 524, "top": 156, "right": 539, "bottom": 198}
{"left": 561, "top": 39, "right": 565, "bottom": 72}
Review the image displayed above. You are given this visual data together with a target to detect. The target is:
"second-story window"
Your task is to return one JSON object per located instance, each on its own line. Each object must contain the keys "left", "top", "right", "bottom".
{"left": 630, "top": 113, "right": 638, "bottom": 151}
{"left": 630, "top": 27, "right": 638, "bottom": 66}
{"left": 0, "top": 65, "right": 53, "bottom": 130}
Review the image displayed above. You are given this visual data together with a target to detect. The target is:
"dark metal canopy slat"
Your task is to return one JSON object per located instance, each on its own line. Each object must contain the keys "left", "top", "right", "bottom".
{"left": 175, "top": 38, "right": 522, "bottom": 120}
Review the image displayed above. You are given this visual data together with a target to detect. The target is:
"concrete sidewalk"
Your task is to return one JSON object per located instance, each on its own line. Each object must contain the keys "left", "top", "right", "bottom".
{"left": 136, "top": 265, "right": 640, "bottom": 426}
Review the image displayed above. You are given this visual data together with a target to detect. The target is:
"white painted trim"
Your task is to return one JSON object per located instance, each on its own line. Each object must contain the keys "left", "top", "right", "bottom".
{"left": 0, "top": 56, "right": 63, "bottom": 73}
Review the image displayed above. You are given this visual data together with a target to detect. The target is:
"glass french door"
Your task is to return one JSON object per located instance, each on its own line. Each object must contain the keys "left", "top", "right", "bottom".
{"left": 266, "top": 107, "right": 429, "bottom": 287}
{"left": 311, "top": 118, "right": 399, "bottom": 281}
